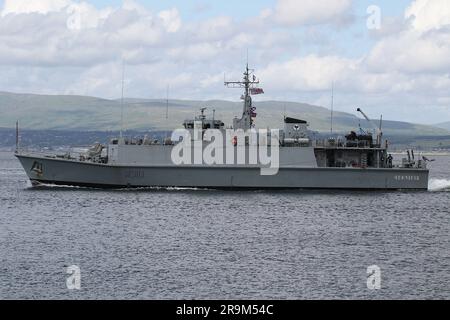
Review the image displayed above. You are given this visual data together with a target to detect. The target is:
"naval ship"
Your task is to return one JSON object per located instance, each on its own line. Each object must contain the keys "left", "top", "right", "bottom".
{"left": 15, "top": 66, "right": 429, "bottom": 190}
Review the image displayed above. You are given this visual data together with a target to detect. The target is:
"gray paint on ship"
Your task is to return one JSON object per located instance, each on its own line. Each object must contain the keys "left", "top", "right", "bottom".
{"left": 16, "top": 153, "right": 429, "bottom": 190}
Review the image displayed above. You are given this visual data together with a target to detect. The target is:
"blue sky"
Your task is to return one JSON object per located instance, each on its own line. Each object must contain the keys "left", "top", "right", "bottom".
{"left": 90, "top": 0, "right": 275, "bottom": 19}
{"left": 0, "top": 0, "right": 449, "bottom": 124}
{"left": 84, "top": 0, "right": 411, "bottom": 18}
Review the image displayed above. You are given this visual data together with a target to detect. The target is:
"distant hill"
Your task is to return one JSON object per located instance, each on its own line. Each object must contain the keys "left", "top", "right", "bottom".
{"left": 1, "top": 91, "right": 449, "bottom": 136}
{"left": 435, "top": 121, "right": 450, "bottom": 131}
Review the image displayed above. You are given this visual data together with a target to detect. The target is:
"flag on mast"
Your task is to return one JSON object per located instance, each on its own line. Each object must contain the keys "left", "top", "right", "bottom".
{"left": 250, "top": 88, "right": 264, "bottom": 95}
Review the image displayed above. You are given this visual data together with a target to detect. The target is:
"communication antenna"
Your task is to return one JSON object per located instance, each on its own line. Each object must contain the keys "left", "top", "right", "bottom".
{"left": 165, "top": 84, "right": 170, "bottom": 142}
{"left": 246, "top": 48, "right": 249, "bottom": 67}
{"left": 15, "top": 120, "right": 19, "bottom": 153}
{"left": 166, "top": 85, "right": 170, "bottom": 120}
{"left": 379, "top": 114, "right": 383, "bottom": 132}
{"left": 120, "top": 62, "right": 125, "bottom": 139}
{"left": 330, "top": 82, "right": 334, "bottom": 135}
{"left": 379, "top": 114, "right": 383, "bottom": 147}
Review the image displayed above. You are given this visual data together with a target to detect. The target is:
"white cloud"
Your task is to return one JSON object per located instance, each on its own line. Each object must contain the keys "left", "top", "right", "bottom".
{"left": 405, "top": 0, "right": 450, "bottom": 32}
{"left": 168, "top": 42, "right": 221, "bottom": 62}
{"left": 260, "top": 55, "right": 355, "bottom": 92}
{"left": 188, "top": 16, "right": 234, "bottom": 42}
{"left": 158, "top": 8, "right": 181, "bottom": 33}
{"left": 273, "top": 0, "right": 352, "bottom": 26}
{"left": 0, "top": 1, "right": 178, "bottom": 66}
{"left": 366, "top": 0, "right": 450, "bottom": 74}
{"left": 66, "top": 2, "right": 113, "bottom": 30}
{"left": 122, "top": 0, "right": 150, "bottom": 14}
{"left": 366, "top": 30, "right": 450, "bottom": 74}
{"left": 1, "top": 0, "right": 70, "bottom": 16}
{"left": 0, "top": 0, "right": 449, "bottom": 124}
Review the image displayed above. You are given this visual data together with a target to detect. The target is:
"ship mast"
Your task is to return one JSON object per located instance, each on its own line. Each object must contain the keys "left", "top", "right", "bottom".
{"left": 224, "top": 64, "right": 262, "bottom": 130}
{"left": 15, "top": 120, "right": 19, "bottom": 153}
{"left": 330, "top": 82, "right": 334, "bottom": 135}
{"left": 120, "top": 62, "right": 125, "bottom": 139}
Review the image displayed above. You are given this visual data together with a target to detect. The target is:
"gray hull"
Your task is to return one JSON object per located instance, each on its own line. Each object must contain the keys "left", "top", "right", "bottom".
{"left": 16, "top": 154, "right": 429, "bottom": 190}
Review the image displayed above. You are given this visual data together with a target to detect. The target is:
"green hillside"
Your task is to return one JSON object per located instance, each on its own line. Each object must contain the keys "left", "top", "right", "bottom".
{"left": 1, "top": 91, "right": 448, "bottom": 136}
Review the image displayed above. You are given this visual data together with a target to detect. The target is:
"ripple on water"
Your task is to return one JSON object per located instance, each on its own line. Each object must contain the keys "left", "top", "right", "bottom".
{"left": 1, "top": 152, "right": 450, "bottom": 299}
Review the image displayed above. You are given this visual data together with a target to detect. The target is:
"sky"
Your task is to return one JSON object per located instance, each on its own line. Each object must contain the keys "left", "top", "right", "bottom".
{"left": 0, "top": 0, "right": 449, "bottom": 124}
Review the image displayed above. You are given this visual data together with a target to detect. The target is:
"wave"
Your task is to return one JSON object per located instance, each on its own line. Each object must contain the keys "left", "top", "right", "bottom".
{"left": 23, "top": 178, "right": 450, "bottom": 192}
{"left": 25, "top": 181, "right": 210, "bottom": 192}
{"left": 428, "top": 179, "right": 450, "bottom": 192}
{"left": 25, "top": 180, "right": 33, "bottom": 189}
{"left": 25, "top": 181, "right": 87, "bottom": 190}
{"left": 119, "top": 186, "right": 212, "bottom": 192}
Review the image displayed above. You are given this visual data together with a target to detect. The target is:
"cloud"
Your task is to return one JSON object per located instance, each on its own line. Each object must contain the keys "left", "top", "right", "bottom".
{"left": 366, "top": 0, "right": 450, "bottom": 74}
{"left": 158, "top": 8, "right": 181, "bottom": 33}
{"left": 168, "top": 42, "right": 221, "bottom": 62}
{"left": 187, "top": 16, "right": 234, "bottom": 42}
{"left": 366, "top": 30, "right": 450, "bottom": 74}
{"left": 260, "top": 55, "right": 355, "bottom": 92}
{"left": 273, "top": 0, "right": 352, "bottom": 26}
{"left": 1, "top": 0, "right": 70, "bottom": 16}
{"left": 0, "top": 1, "right": 179, "bottom": 66}
{"left": 405, "top": 0, "right": 450, "bottom": 32}
{"left": 256, "top": 0, "right": 450, "bottom": 122}
{"left": 0, "top": 0, "right": 449, "bottom": 124}
{"left": 66, "top": 2, "right": 112, "bottom": 30}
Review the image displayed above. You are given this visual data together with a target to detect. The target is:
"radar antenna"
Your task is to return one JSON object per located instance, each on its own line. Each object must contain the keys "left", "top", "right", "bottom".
{"left": 120, "top": 62, "right": 125, "bottom": 139}
{"left": 225, "top": 64, "right": 264, "bottom": 130}
{"left": 330, "top": 82, "right": 334, "bottom": 135}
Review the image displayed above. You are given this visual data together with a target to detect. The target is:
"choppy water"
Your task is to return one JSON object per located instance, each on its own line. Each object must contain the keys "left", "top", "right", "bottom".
{"left": 0, "top": 151, "right": 449, "bottom": 300}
